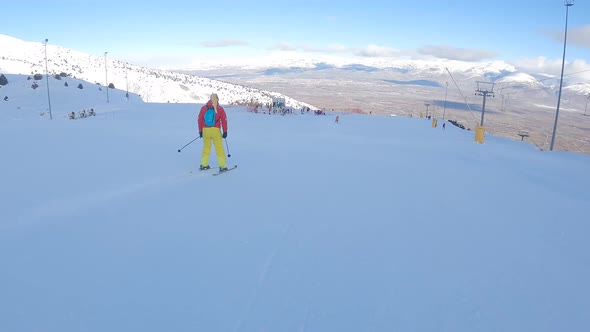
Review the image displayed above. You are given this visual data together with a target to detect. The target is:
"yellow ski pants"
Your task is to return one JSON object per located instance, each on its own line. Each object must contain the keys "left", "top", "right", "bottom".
{"left": 200, "top": 127, "right": 227, "bottom": 168}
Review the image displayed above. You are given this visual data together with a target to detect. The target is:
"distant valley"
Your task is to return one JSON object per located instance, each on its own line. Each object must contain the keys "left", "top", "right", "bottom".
{"left": 185, "top": 66, "right": 590, "bottom": 154}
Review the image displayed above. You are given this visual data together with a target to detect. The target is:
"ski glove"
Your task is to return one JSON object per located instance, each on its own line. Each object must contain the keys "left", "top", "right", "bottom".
{"left": 199, "top": 131, "right": 202, "bottom": 138}
{"left": 222, "top": 132, "right": 227, "bottom": 139}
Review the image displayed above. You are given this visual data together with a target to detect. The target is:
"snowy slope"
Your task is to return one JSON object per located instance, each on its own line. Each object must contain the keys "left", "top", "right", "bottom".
{"left": 0, "top": 79, "right": 589, "bottom": 332}
{"left": 0, "top": 34, "right": 317, "bottom": 109}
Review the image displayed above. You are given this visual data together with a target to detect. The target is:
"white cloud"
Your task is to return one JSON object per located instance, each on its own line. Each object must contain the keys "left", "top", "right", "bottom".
{"left": 273, "top": 42, "right": 299, "bottom": 51}
{"left": 545, "top": 24, "right": 590, "bottom": 49}
{"left": 354, "top": 44, "right": 403, "bottom": 57}
{"left": 508, "top": 56, "right": 590, "bottom": 82}
{"left": 569, "top": 25, "right": 590, "bottom": 48}
{"left": 272, "top": 42, "right": 352, "bottom": 53}
{"left": 417, "top": 45, "right": 497, "bottom": 62}
{"left": 200, "top": 39, "right": 249, "bottom": 47}
{"left": 271, "top": 42, "right": 402, "bottom": 57}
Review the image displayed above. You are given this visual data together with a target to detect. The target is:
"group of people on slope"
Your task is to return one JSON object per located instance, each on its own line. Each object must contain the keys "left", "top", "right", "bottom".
{"left": 69, "top": 108, "right": 95, "bottom": 120}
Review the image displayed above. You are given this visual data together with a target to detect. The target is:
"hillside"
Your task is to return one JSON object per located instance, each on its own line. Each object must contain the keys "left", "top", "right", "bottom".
{"left": 0, "top": 34, "right": 316, "bottom": 109}
{"left": 1, "top": 86, "right": 589, "bottom": 331}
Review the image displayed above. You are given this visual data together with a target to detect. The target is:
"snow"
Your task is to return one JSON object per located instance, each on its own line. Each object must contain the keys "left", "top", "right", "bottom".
{"left": 496, "top": 72, "right": 541, "bottom": 85}
{"left": 179, "top": 49, "right": 515, "bottom": 74}
{"left": 1, "top": 76, "right": 590, "bottom": 332}
{"left": 0, "top": 34, "right": 318, "bottom": 109}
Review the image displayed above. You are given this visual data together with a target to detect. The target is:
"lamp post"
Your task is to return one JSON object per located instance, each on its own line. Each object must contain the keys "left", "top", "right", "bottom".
{"left": 443, "top": 81, "right": 448, "bottom": 121}
{"left": 550, "top": 0, "right": 574, "bottom": 151}
{"left": 499, "top": 87, "right": 506, "bottom": 112}
{"left": 43, "top": 39, "right": 53, "bottom": 120}
{"left": 125, "top": 65, "right": 129, "bottom": 100}
{"left": 104, "top": 52, "right": 109, "bottom": 103}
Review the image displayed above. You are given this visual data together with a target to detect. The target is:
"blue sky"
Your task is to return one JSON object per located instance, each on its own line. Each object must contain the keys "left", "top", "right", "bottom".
{"left": 3, "top": 0, "right": 589, "bottom": 69}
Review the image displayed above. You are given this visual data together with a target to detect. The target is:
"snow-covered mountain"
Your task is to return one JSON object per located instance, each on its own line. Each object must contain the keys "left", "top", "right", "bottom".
{"left": 179, "top": 49, "right": 589, "bottom": 96}
{"left": 179, "top": 50, "right": 517, "bottom": 76}
{"left": 2, "top": 33, "right": 589, "bottom": 124}
{"left": 0, "top": 34, "right": 316, "bottom": 109}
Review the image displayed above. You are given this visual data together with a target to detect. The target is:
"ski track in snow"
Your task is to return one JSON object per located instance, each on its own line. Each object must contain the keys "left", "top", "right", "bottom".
{"left": 232, "top": 221, "right": 294, "bottom": 332}
{"left": 299, "top": 306, "right": 311, "bottom": 332}
{"left": 5, "top": 171, "right": 204, "bottom": 230}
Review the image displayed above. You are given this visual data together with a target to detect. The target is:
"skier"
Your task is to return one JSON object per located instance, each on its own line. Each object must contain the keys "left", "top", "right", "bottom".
{"left": 335, "top": 115, "right": 340, "bottom": 123}
{"left": 198, "top": 93, "right": 228, "bottom": 172}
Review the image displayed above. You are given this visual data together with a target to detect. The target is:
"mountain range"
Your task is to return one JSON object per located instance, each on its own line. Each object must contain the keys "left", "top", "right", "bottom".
{"left": 0, "top": 34, "right": 315, "bottom": 110}
{"left": 1, "top": 34, "right": 589, "bottom": 153}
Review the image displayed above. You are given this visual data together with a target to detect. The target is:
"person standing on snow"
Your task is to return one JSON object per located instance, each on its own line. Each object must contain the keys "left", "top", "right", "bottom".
{"left": 198, "top": 93, "right": 228, "bottom": 172}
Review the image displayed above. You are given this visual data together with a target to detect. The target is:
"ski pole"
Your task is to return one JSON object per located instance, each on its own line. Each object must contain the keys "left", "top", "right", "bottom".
{"left": 224, "top": 138, "right": 231, "bottom": 157}
{"left": 177, "top": 136, "right": 200, "bottom": 153}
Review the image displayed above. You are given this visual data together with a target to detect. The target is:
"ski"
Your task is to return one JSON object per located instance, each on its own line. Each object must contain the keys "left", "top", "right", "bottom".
{"left": 189, "top": 166, "right": 216, "bottom": 174}
{"left": 212, "top": 165, "right": 238, "bottom": 176}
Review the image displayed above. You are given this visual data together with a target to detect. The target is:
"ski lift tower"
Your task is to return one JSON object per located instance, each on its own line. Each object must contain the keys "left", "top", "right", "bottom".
{"left": 475, "top": 81, "right": 495, "bottom": 126}
{"left": 517, "top": 130, "right": 530, "bottom": 141}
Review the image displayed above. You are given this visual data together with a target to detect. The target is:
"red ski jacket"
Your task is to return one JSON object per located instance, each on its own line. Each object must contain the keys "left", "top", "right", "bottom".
{"left": 198, "top": 100, "right": 228, "bottom": 132}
